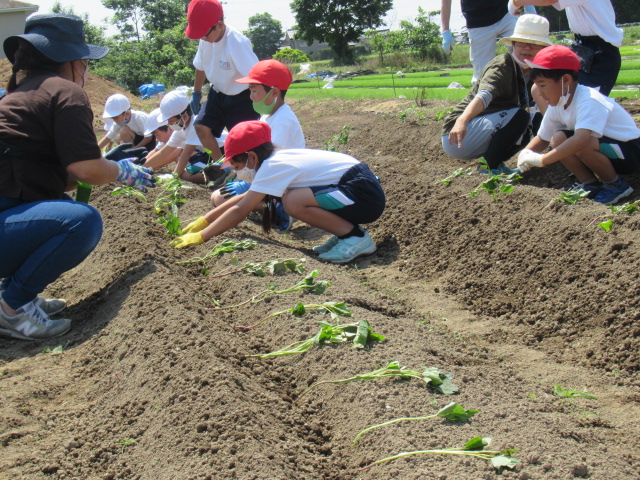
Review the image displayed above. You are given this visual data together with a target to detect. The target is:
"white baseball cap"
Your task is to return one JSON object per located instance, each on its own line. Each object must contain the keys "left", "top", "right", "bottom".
{"left": 159, "top": 90, "right": 190, "bottom": 121}
{"left": 144, "top": 107, "right": 167, "bottom": 136}
{"left": 103, "top": 93, "right": 131, "bottom": 118}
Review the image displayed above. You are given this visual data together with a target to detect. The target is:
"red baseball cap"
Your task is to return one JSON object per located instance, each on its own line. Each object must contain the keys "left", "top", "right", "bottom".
{"left": 236, "top": 59, "right": 293, "bottom": 91}
{"left": 223, "top": 121, "right": 272, "bottom": 166}
{"left": 185, "top": 0, "right": 223, "bottom": 40}
{"left": 525, "top": 44, "right": 580, "bottom": 72}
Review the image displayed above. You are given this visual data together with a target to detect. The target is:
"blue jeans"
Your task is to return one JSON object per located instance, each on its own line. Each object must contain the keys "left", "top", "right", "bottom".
{"left": 0, "top": 196, "right": 103, "bottom": 309}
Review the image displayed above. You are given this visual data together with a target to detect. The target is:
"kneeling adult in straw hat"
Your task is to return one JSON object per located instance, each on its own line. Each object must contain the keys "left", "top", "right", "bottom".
{"left": 441, "top": 14, "right": 551, "bottom": 175}
{"left": 170, "top": 121, "right": 385, "bottom": 264}
{"left": 0, "top": 14, "right": 155, "bottom": 341}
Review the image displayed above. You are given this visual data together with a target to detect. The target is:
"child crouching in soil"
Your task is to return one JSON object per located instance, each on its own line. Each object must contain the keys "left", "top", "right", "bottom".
{"left": 170, "top": 120, "right": 385, "bottom": 264}
{"left": 517, "top": 45, "right": 640, "bottom": 205}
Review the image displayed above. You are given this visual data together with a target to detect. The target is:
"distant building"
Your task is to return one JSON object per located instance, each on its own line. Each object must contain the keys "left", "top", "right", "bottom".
{"left": 280, "top": 28, "right": 382, "bottom": 56}
{"left": 0, "top": 1, "right": 39, "bottom": 59}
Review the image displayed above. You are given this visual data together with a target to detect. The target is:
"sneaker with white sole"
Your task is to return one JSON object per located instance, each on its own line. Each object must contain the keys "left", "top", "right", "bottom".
{"left": 0, "top": 299, "right": 71, "bottom": 341}
{"left": 592, "top": 177, "right": 633, "bottom": 205}
{"left": 312, "top": 235, "right": 339, "bottom": 253}
{"left": 318, "top": 231, "right": 377, "bottom": 264}
{"left": 0, "top": 289, "right": 66, "bottom": 316}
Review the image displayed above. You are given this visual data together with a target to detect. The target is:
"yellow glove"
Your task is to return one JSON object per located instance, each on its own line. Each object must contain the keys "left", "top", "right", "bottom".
{"left": 181, "top": 216, "right": 209, "bottom": 234}
{"left": 170, "top": 232, "right": 204, "bottom": 249}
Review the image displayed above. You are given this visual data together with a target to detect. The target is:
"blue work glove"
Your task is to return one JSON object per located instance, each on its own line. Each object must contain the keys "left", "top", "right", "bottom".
{"left": 116, "top": 159, "right": 156, "bottom": 191}
{"left": 105, "top": 143, "right": 148, "bottom": 163}
{"left": 442, "top": 30, "right": 455, "bottom": 55}
{"left": 190, "top": 90, "right": 202, "bottom": 115}
{"left": 220, "top": 180, "right": 250, "bottom": 199}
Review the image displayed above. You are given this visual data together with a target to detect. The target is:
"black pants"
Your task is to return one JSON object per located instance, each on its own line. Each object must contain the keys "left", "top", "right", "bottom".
{"left": 484, "top": 108, "right": 530, "bottom": 169}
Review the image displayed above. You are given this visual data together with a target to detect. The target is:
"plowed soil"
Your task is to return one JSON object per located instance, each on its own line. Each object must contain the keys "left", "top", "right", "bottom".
{"left": 1, "top": 63, "right": 640, "bottom": 480}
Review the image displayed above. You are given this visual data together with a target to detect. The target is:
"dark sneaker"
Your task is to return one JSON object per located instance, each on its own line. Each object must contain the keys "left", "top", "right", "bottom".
{"left": 592, "top": 178, "right": 633, "bottom": 205}
{"left": 318, "top": 231, "right": 377, "bottom": 264}
{"left": 312, "top": 235, "right": 339, "bottom": 254}
{"left": 564, "top": 181, "right": 601, "bottom": 199}
{"left": 0, "top": 299, "right": 71, "bottom": 341}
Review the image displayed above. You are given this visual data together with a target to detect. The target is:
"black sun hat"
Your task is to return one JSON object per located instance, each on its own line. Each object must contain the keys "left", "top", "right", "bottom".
{"left": 3, "top": 13, "right": 109, "bottom": 64}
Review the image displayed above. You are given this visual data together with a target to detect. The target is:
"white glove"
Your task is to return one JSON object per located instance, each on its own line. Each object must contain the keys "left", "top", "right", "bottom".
{"left": 517, "top": 149, "right": 543, "bottom": 173}
{"left": 508, "top": 0, "right": 523, "bottom": 16}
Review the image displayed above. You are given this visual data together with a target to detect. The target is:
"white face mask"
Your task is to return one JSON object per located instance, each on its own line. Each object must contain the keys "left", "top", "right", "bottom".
{"left": 235, "top": 165, "right": 256, "bottom": 182}
{"left": 168, "top": 115, "right": 185, "bottom": 131}
{"left": 558, "top": 76, "right": 571, "bottom": 109}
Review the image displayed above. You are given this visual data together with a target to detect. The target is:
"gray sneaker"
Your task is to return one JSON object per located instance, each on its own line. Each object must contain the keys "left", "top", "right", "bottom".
{"left": 312, "top": 235, "right": 339, "bottom": 254}
{"left": 0, "top": 289, "right": 66, "bottom": 316}
{"left": 318, "top": 231, "right": 377, "bottom": 264}
{"left": 0, "top": 299, "right": 71, "bottom": 341}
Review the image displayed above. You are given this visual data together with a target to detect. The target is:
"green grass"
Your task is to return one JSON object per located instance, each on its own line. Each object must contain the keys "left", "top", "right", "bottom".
{"left": 287, "top": 87, "right": 468, "bottom": 101}
{"left": 291, "top": 76, "right": 473, "bottom": 89}
{"left": 614, "top": 70, "right": 640, "bottom": 85}
{"left": 620, "top": 45, "right": 640, "bottom": 57}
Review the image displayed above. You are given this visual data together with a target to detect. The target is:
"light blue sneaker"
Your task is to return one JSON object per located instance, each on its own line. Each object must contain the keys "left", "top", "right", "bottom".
{"left": 312, "top": 235, "right": 339, "bottom": 253}
{"left": 318, "top": 231, "right": 377, "bottom": 264}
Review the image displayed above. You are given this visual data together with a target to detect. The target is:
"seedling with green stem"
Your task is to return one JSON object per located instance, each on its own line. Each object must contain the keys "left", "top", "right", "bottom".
{"left": 324, "top": 126, "right": 351, "bottom": 151}
{"left": 199, "top": 258, "right": 306, "bottom": 279}
{"left": 116, "top": 438, "right": 137, "bottom": 454}
{"left": 248, "top": 319, "right": 385, "bottom": 358}
{"left": 552, "top": 384, "right": 597, "bottom": 399}
{"left": 154, "top": 174, "right": 190, "bottom": 237}
{"left": 41, "top": 344, "right": 66, "bottom": 355}
{"left": 208, "top": 270, "right": 331, "bottom": 312}
{"left": 111, "top": 185, "right": 147, "bottom": 202}
{"left": 353, "top": 402, "right": 477, "bottom": 445}
{"left": 178, "top": 238, "right": 258, "bottom": 274}
{"left": 590, "top": 200, "right": 640, "bottom": 232}
{"left": 358, "top": 436, "right": 518, "bottom": 472}
{"left": 470, "top": 159, "right": 521, "bottom": 202}
{"left": 236, "top": 300, "right": 350, "bottom": 330}
{"left": 294, "top": 360, "right": 458, "bottom": 404}
{"left": 437, "top": 167, "right": 473, "bottom": 186}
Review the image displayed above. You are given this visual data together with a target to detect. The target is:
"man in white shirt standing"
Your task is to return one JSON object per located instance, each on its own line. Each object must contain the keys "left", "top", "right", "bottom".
{"left": 184, "top": 0, "right": 260, "bottom": 162}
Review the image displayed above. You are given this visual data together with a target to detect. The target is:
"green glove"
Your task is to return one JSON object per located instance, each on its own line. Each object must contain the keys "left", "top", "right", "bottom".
{"left": 181, "top": 216, "right": 209, "bottom": 234}
{"left": 170, "top": 232, "right": 204, "bottom": 249}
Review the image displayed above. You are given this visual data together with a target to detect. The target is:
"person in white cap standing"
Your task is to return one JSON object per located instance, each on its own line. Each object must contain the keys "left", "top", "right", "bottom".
{"left": 508, "top": 0, "right": 622, "bottom": 96}
{"left": 184, "top": 0, "right": 259, "bottom": 162}
{"left": 98, "top": 93, "right": 155, "bottom": 152}
{"left": 441, "top": 14, "right": 552, "bottom": 174}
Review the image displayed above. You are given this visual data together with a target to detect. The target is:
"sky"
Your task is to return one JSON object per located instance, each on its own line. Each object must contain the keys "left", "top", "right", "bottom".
{"left": 30, "top": 0, "right": 466, "bottom": 36}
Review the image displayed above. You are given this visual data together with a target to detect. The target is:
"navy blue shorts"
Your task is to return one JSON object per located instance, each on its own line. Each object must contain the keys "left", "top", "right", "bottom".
{"left": 309, "top": 163, "right": 385, "bottom": 225}
{"left": 195, "top": 89, "right": 259, "bottom": 138}
{"left": 562, "top": 130, "right": 640, "bottom": 174}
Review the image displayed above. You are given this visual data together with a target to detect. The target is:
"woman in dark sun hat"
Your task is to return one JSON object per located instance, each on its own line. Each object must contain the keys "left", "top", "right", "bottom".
{"left": 0, "top": 13, "right": 155, "bottom": 341}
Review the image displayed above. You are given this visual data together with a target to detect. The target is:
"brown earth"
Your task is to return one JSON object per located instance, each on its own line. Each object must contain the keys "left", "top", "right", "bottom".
{"left": 1, "top": 60, "right": 640, "bottom": 479}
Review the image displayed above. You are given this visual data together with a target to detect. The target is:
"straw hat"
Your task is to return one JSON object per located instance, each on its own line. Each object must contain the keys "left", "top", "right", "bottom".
{"left": 500, "top": 14, "right": 552, "bottom": 47}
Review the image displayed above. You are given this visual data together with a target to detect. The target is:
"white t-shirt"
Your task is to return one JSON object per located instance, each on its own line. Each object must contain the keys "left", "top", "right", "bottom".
{"left": 106, "top": 110, "right": 148, "bottom": 141}
{"left": 193, "top": 26, "right": 258, "bottom": 95}
{"left": 554, "top": 0, "right": 623, "bottom": 47}
{"left": 262, "top": 104, "right": 305, "bottom": 150}
{"left": 538, "top": 84, "right": 640, "bottom": 143}
{"left": 248, "top": 149, "right": 359, "bottom": 197}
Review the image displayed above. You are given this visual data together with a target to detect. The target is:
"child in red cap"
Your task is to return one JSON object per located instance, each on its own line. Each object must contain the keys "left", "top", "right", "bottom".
{"left": 211, "top": 59, "right": 305, "bottom": 209}
{"left": 170, "top": 121, "right": 385, "bottom": 264}
{"left": 517, "top": 45, "right": 640, "bottom": 205}
{"left": 185, "top": 0, "right": 259, "bottom": 162}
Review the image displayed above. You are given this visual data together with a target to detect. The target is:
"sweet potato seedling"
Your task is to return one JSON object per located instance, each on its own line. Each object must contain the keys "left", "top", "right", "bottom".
{"left": 248, "top": 319, "right": 385, "bottom": 358}
{"left": 353, "top": 402, "right": 478, "bottom": 445}
{"left": 179, "top": 239, "right": 258, "bottom": 274}
{"left": 205, "top": 258, "right": 306, "bottom": 280}
{"left": 154, "top": 174, "right": 190, "bottom": 237}
{"left": 236, "top": 300, "right": 351, "bottom": 330}
{"left": 358, "top": 436, "right": 518, "bottom": 472}
{"left": 437, "top": 167, "right": 473, "bottom": 186}
{"left": 470, "top": 159, "right": 521, "bottom": 202}
{"left": 294, "top": 360, "right": 458, "bottom": 404}
{"left": 208, "top": 270, "right": 331, "bottom": 311}
{"left": 111, "top": 185, "right": 147, "bottom": 202}
{"left": 592, "top": 200, "right": 640, "bottom": 232}
{"left": 552, "top": 384, "right": 597, "bottom": 399}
